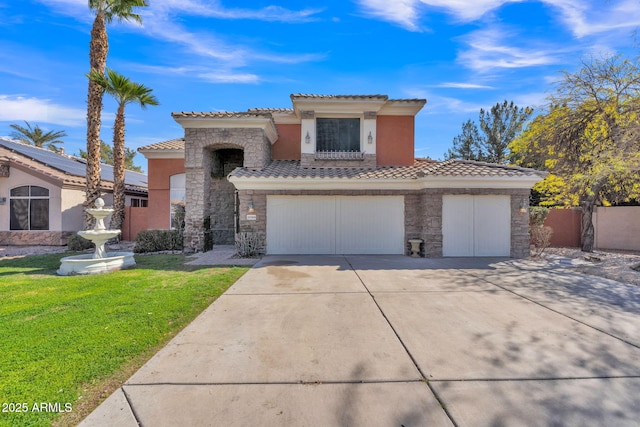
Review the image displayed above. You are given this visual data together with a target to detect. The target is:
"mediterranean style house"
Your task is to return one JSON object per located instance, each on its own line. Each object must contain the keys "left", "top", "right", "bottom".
{"left": 0, "top": 138, "right": 148, "bottom": 245}
{"left": 139, "top": 94, "right": 544, "bottom": 257}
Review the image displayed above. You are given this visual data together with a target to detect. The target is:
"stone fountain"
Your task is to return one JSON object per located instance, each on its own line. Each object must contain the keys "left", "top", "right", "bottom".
{"left": 57, "top": 197, "right": 135, "bottom": 275}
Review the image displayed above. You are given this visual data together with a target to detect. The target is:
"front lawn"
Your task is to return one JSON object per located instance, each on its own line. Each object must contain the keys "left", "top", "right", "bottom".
{"left": 0, "top": 253, "right": 248, "bottom": 427}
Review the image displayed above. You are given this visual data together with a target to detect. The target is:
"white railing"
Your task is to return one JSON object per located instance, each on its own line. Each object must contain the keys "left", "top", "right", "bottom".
{"left": 315, "top": 151, "right": 365, "bottom": 160}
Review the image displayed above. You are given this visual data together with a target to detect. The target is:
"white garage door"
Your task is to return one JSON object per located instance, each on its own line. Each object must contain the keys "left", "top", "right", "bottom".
{"left": 266, "top": 196, "right": 404, "bottom": 254}
{"left": 442, "top": 195, "right": 511, "bottom": 256}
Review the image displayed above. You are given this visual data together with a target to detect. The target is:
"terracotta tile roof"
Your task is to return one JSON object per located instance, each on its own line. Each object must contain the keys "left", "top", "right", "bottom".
{"left": 247, "top": 108, "right": 294, "bottom": 114}
{"left": 424, "top": 159, "right": 544, "bottom": 177}
{"left": 230, "top": 159, "right": 544, "bottom": 180}
{"left": 290, "top": 94, "right": 389, "bottom": 101}
{"left": 171, "top": 111, "right": 273, "bottom": 119}
{"left": 138, "top": 138, "right": 185, "bottom": 151}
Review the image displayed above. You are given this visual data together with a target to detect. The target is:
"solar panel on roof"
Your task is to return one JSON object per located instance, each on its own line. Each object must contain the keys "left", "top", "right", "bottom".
{"left": 0, "top": 138, "right": 147, "bottom": 187}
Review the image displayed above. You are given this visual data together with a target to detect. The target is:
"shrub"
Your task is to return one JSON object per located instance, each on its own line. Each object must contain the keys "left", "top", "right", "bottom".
{"left": 67, "top": 234, "right": 94, "bottom": 251}
{"left": 529, "top": 206, "right": 553, "bottom": 256}
{"left": 235, "top": 232, "right": 264, "bottom": 257}
{"left": 529, "top": 206, "right": 550, "bottom": 227}
{"left": 134, "top": 229, "right": 183, "bottom": 253}
{"left": 531, "top": 225, "right": 553, "bottom": 256}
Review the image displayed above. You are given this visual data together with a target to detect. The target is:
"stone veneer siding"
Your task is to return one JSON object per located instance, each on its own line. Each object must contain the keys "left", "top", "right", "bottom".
{"left": 235, "top": 188, "right": 531, "bottom": 258}
{"left": 183, "top": 128, "right": 271, "bottom": 252}
{"left": 0, "top": 231, "right": 75, "bottom": 246}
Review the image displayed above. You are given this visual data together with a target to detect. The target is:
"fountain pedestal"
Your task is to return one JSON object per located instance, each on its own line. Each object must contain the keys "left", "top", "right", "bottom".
{"left": 57, "top": 197, "right": 136, "bottom": 275}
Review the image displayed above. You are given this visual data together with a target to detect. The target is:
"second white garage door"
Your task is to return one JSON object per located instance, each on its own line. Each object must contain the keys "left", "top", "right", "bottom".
{"left": 266, "top": 196, "right": 404, "bottom": 254}
{"left": 442, "top": 195, "right": 511, "bottom": 256}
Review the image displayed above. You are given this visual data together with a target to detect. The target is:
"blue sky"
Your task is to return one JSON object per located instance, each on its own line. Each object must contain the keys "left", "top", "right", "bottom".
{"left": 1, "top": 0, "right": 639, "bottom": 171}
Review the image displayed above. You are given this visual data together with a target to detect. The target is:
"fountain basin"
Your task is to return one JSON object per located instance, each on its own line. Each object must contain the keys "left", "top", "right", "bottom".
{"left": 57, "top": 251, "right": 136, "bottom": 276}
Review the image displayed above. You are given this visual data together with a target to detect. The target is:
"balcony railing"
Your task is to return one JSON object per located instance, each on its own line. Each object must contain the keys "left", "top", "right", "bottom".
{"left": 315, "top": 151, "right": 365, "bottom": 160}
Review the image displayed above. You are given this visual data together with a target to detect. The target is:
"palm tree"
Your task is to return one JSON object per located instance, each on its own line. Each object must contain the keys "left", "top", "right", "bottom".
{"left": 88, "top": 68, "right": 158, "bottom": 233}
{"left": 85, "top": 0, "right": 148, "bottom": 228}
{"left": 10, "top": 121, "right": 66, "bottom": 152}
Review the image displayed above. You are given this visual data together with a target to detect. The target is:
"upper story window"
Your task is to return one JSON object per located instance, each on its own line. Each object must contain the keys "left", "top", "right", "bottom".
{"left": 10, "top": 185, "right": 49, "bottom": 230}
{"left": 316, "top": 118, "right": 360, "bottom": 152}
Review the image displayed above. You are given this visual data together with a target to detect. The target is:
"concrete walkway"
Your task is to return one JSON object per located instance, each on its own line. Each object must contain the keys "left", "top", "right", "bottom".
{"left": 80, "top": 256, "right": 640, "bottom": 426}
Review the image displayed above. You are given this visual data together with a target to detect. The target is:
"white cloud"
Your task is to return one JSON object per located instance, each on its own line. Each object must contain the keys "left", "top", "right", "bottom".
{"left": 436, "top": 82, "right": 495, "bottom": 89}
{"left": 197, "top": 72, "right": 260, "bottom": 84}
{"left": 36, "top": 0, "right": 324, "bottom": 80}
{"left": 356, "top": 0, "right": 523, "bottom": 30}
{"left": 130, "top": 64, "right": 258, "bottom": 84}
{"left": 356, "top": 0, "right": 421, "bottom": 31}
{"left": 0, "top": 95, "right": 85, "bottom": 127}
{"left": 458, "top": 28, "right": 558, "bottom": 72}
{"left": 417, "top": 0, "right": 523, "bottom": 21}
{"left": 152, "top": 0, "right": 322, "bottom": 22}
{"left": 544, "top": 0, "right": 640, "bottom": 38}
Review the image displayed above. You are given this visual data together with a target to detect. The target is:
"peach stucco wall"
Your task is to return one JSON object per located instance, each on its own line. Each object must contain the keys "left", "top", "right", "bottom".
{"left": 594, "top": 206, "right": 640, "bottom": 251}
{"left": 122, "top": 206, "right": 148, "bottom": 240}
{"left": 272, "top": 123, "right": 301, "bottom": 160}
{"left": 147, "top": 158, "right": 185, "bottom": 230}
{"left": 376, "top": 115, "right": 415, "bottom": 166}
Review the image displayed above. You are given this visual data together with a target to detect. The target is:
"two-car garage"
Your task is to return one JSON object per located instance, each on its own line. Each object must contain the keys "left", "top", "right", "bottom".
{"left": 266, "top": 196, "right": 405, "bottom": 255}
{"left": 265, "top": 194, "right": 512, "bottom": 256}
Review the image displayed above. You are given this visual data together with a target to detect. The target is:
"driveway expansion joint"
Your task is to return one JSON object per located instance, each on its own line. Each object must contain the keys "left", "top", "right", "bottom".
{"left": 120, "top": 386, "right": 143, "bottom": 426}
{"left": 343, "top": 255, "right": 460, "bottom": 427}
{"left": 467, "top": 269, "right": 640, "bottom": 349}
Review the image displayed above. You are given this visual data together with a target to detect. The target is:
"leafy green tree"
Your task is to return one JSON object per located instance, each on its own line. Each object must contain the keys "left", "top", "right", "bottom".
{"left": 88, "top": 68, "right": 158, "bottom": 233}
{"left": 510, "top": 55, "right": 640, "bottom": 251}
{"left": 447, "top": 101, "right": 532, "bottom": 163}
{"left": 79, "top": 140, "right": 143, "bottom": 172}
{"left": 9, "top": 121, "right": 66, "bottom": 152}
{"left": 479, "top": 100, "right": 533, "bottom": 164}
{"left": 445, "top": 119, "right": 482, "bottom": 160}
{"left": 85, "top": 0, "right": 148, "bottom": 228}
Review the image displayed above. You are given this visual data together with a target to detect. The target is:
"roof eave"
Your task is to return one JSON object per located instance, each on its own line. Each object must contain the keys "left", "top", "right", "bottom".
{"left": 228, "top": 175, "right": 542, "bottom": 191}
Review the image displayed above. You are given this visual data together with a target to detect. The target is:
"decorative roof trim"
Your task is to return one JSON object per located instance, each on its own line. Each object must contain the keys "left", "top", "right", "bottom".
{"left": 171, "top": 114, "right": 278, "bottom": 144}
{"left": 139, "top": 149, "right": 185, "bottom": 159}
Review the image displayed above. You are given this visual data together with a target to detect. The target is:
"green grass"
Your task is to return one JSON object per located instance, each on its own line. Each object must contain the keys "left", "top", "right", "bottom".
{"left": 0, "top": 253, "right": 248, "bottom": 427}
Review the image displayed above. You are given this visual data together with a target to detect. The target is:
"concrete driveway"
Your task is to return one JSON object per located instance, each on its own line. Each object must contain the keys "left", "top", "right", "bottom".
{"left": 81, "top": 256, "right": 640, "bottom": 426}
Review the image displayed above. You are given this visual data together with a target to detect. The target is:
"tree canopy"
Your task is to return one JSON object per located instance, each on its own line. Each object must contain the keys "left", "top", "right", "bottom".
{"left": 510, "top": 54, "right": 640, "bottom": 251}
{"left": 9, "top": 121, "right": 66, "bottom": 152}
{"left": 79, "top": 140, "right": 143, "bottom": 173}
{"left": 446, "top": 100, "right": 532, "bottom": 163}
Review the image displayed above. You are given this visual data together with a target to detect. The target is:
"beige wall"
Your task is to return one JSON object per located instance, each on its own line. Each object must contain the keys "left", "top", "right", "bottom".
{"left": 61, "top": 187, "right": 86, "bottom": 231}
{"left": 594, "top": 206, "right": 640, "bottom": 251}
{"left": 0, "top": 167, "right": 63, "bottom": 231}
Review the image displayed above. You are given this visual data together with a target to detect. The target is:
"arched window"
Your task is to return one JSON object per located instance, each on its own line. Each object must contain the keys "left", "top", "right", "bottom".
{"left": 10, "top": 185, "right": 49, "bottom": 230}
{"left": 169, "top": 174, "right": 186, "bottom": 229}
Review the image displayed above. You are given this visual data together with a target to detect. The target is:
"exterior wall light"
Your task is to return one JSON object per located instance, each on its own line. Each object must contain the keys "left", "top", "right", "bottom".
{"left": 305, "top": 131, "right": 311, "bottom": 144}
{"left": 248, "top": 200, "right": 255, "bottom": 214}
{"left": 519, "top": 200, "right": 528, "bottom": 214}
{"left": 368, "top": 131, "right": 373, "bottom": 144}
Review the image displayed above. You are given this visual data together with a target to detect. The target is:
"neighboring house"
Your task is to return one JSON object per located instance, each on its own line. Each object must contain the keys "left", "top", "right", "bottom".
{"left": 0, "top": 138, "right": 148, "bottom": 245}
{"left": 139, "top": 94, "right": 544, "bottom": 257}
